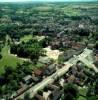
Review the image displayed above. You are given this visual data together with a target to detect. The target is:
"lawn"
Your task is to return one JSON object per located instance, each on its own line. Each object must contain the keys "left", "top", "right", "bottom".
{"left": 61, "top": 6, "right": 82, "bottom": 16}
{"left": 0, "top": 45, "right": 24, "bottom": 74}
{"left": 34, "top": 6, "right": 52, "bottom": 11}
{"left": 79, "top": 87, "right": 88, "bottom": 97}
{"left": 78, "top": 96, "right": 86, "bottom": 100}
{"left": 78, "top": 87, "right": 88, "bottom": 100}
{"left": 0, "top": 34, "right": 46, "bottom": 74}
{"left": 20, "top": 35, "right": 33, "bottom": 42}
{"left": 20, "top": 35, "right": 45, "bottom": 43}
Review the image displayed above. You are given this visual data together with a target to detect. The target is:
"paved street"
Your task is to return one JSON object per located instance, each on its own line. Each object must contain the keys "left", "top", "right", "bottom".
{"left": 77, "top": 48, "right": 98, "bottom": 73}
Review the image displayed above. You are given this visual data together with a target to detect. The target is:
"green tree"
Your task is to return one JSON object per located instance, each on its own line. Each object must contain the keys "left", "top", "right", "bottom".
{"left": 63, "top": 83, "right": 79, "bottom": 100}
{"left": 58, "top": 54, "right": 65, "bottom": 64}
{"left": 24, "top": 93, "right": 31, "bottom": 100}
{"left": 0, "top": 54, "right": 2, "bottom": 59}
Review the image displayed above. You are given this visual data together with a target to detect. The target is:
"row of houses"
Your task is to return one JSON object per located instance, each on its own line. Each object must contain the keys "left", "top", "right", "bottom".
{"left": 12, "top": 57, "right": 57, "bottom": 98}
{"left": 32, "top": 61, "right": 96, "bottom": 100}
{"left": 22, "top": 64, "right": 57, "bottom": 86}
{"left": 33, "top": 84, "right": 62, "bottom": 100}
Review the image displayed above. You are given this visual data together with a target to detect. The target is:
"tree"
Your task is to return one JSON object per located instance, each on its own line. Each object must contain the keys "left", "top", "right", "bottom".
{"left": 24, "top": 93, "right": 31, "bottom": 100}
{"left": 10, "top": 80, "right": 18, "bottom": 91}
{"left": 58, "top": 54, "right": 65, "bottom": 64}
{"left": 10, "top": 45, "right": 18, "bottom": 54}
{"left": 0, "top": 86, "right": 2, "bottom": 95}
{"left": 94, "top": 79, "right": 98, "bottom": 95}
{"left": 4, "top": 66, "right": 14, "bottom": 77}
{"left": 39, "top": 36, "right": 51, "bottom": 48}
{"left": 87, "top": 96, "right": 97, "bottom": 100}
{"left": 0, "top": 54, "right": 2, "bottom": 59}
{"left": 63, "top": 83, "right": 79, "bottom": 100}
{"left": 95, "top": 41, "right": 98, "bottom": 50}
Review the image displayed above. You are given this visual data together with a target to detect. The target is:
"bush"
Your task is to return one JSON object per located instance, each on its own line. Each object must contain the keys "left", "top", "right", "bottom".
{"left": 0, "top": 54, "right": 2, "bottom": 59}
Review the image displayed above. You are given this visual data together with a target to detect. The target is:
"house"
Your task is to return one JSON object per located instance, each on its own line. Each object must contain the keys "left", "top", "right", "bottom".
{"left": 72, "top": 43, "right": 85, "bottom": 51}
{"left": 44, "top": 64, "right": 56, "bottom": 76}
{"left": 63, "top": 50, "right": 75, "bottom": 61}
{"left": 46, "top": 84, "right": 62, "bottom": 100}
{"left": 43, "top": 91, "right": 51, "bottom": 100}
{"left": 57, "top": 31, "right": 65, "bottom": 38}
{"left": 94, "top": 49, "right": 98, "bottom": 55}
{"left": 41, "top": 27, "right": 55, "bottom": 36}
{"left": 76, "top": 62, "right": 84, "bottom": 71}
{"left": 51, "top": 89, "right": 62, "bottom": 100}
{"left": 51, "top": 41, "right": 60, "bottom": 50}
{"left": 38, "top": 57, "right": 52, "bottom": 65}
{"left": 94, "top": 61, "right": 98, "bottom": 67}
{"left": 33, "top": 69, "right": 43, "bottom": 77}
{"left": 76, "top": 71, "right": 85, "bottom": 80}
{"left": 67, "top": 75, "right": 75, "bottom": 83}
{"left": 59, "top": 78, "right": 65, "bottom": 87}
{"left": 87, "top": 43, "right": 94, "bottom": 49}
{"left": 35, "top": 94, "right": 45, "bottom": 100}
{"left": 47, "top": 84, "right": 60, "bottom": 90}
{"left": 69, "top": 66, "right": 77, "bottom": 75}
{"left": 95, "top": 54, "right": 98, "bottom": 62}
{"left": 22, "top": 75, "right": 34, "bottom": 85}
{"left": 32, "top": 76, "right": 42, "bottom": 83}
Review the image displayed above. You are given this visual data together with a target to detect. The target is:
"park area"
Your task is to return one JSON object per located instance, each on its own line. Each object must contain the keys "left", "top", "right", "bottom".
{"left": 0, "top": 35, "right": 45, "bottom": 74}
{"left": 0, "top": 44, "right": 24, "bottom": 74}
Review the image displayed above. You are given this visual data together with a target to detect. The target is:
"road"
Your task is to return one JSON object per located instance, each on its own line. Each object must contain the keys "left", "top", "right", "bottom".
{"left": 14, "top": 48, "right": 98, "bottom": 100}
{"left": 77, "top": 48, "right": 98, "bottom": 73}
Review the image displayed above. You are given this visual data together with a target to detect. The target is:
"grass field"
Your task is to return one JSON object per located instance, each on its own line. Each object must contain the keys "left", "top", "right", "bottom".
{"left": 20, "top": 35, "right": 45, "bottom": 42}
{"left": 0, "top": 45, "right": 23, "bottom": 74}
{"left": 20, "top": 35, "right": 33, "bottom": 42}
{"left": 78, "top": 87, "right": 88, "bottom": 100}
{"left": 78, "top": 96, "right": 86, "bottom": 100}
{"left": 34, "top": 6, "right": 52, "bottom": 11}
{"left": 79, "top": 87, "right": 88, "bottom": 96}
{"left": 0, "top": 35, "right": 45, "bottom": 74}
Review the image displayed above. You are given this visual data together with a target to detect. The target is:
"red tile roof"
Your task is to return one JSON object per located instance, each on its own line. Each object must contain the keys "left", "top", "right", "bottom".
{"left": 34, "top": 69, "right": 43, "bottom": 76}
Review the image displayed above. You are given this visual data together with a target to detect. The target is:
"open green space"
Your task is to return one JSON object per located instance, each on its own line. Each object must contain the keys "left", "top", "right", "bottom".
{"left": 20, "top": 35, "right": 33, "bottom": 43}
{"left": 0, "top": 45, "right": 24, "bottom": 74}
{"left": 79, "top": 87, "right": 88, "bottom": 97}
{"left": 78, "top": 87, "right": 88, "bottom": 100}
{"left": 0, "top": 34, "right": 46, "bottom": 74}
{"left": 20, "top": 35, "right": 45, "bottom": 43}
{"left": 78, "top": 96, "right": 86, "bottom": 100}
{"left": 61, "top": 6, "right": 82, "bottom": 16}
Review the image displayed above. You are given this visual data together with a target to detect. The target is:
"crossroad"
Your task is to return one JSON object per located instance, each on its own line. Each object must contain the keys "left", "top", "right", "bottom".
{"left": 77, "top": 48, "right": 98, "bottom": 73}
{"left": 14, "top": 48, "right": 98, "bottom": 100}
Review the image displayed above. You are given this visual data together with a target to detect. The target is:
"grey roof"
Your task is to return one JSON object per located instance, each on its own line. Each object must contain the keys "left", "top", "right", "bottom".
{"left": 23, "top": 75, "right": 32, "bottom": 81}
{"left": 38, "top": 57, "right": 51, "bottom": 64}
{"left": 47, "top": 64, "right": 56, "bottom": 70}
{"left": 52, "top": 90, "right": 62, "bottom": 100}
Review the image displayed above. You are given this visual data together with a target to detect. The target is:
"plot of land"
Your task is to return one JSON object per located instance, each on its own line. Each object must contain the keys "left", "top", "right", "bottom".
{"left": 44, "top": 46, "right": 63, "bottom": 60}
{"left": 78, "top": 87, "right": 88, "bottom": 100}
{"left": 35, "top": 6, "right": 53, "bottom": 11}
{"left": 78, "top": 96, "right": 86, "bottom": 100}
{"left": 20, "top": 35, "right": 45, "bottom": 42}
{"left": 0, "top": 45, "right": 24, "bottom": 74}
{"left": 35, "top": 36, "right": 45, "bottom": 41}
{"left": 20, "top": 35, "right": 33, "bottom": 42}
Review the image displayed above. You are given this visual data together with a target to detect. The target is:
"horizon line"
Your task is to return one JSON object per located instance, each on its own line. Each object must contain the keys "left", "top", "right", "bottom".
{"left": 0, "top": 1, "right": 98, "bottom": 3}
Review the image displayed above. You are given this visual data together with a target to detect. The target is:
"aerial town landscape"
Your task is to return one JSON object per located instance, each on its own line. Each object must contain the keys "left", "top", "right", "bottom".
{"left": 0, "top": 0, "right": 98, "bottom": 100}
